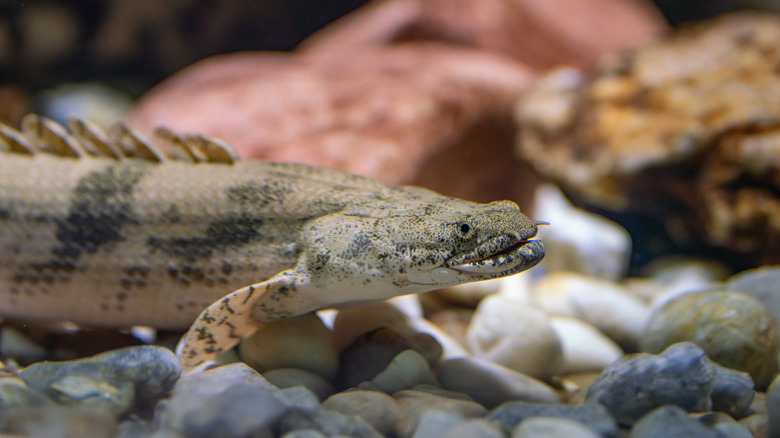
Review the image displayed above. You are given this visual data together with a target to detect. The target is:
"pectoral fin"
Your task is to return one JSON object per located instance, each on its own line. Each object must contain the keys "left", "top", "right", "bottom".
{"left": 176, "top": 274, "right": 300, "bottom": 373}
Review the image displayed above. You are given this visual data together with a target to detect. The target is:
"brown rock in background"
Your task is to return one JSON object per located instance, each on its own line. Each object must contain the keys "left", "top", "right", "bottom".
{"left": 515, "top": 12, "right": 780, "bottom": 265}
{"left": 128, "top": 0, "right": 666, "bottom": 204}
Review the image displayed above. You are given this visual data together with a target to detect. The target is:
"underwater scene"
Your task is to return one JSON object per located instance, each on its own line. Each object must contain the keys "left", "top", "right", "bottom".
{"left": 0, "top": 1, "right": 779, "bottom": 436}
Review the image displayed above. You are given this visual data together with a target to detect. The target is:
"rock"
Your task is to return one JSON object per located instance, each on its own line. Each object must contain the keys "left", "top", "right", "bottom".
{"left": 158, "top": 363, "right": 287, "bottom": 436}
{"left": 394, "top": 389, "right": 487, "bottom": 438}
{"left": 276, "top": 404, "right": 383, "bottom": 438}
{"left": 411, "top": 410, "right": 503, "bottom": 438}
{"left": 161, "top": 382, "right": 288, "bottom": 438}
{"left": 512, "top": 417, "right": 602, "bottom": 438}
{"left": 322, "top": 390, "right": 399, "bottom": 437}
{"left": 549, "top": 315, "right": 623, "bottom": 374}
{"left": 443, "top": 419, "right": 504, "bottom": 438}
{"left": 425, "top": 308, "right": 473, "bottom": 352}
{"left": 530, "top": 271, "right": 649, "bottom": 350}
{"left": 585, "top": 342, "right": 754, "bottom": 426}
{"left": 170, "top": 362, "right": 279, "bottom": 398}
{"left": 239, "top": 313, "right": 339, "bottom": 381}
{"left": 276, "top": 386, "right": 322, "bottom": 413}
{"left": 410, "top": 410, "right": 465, "bottom": 438}
{"left": 116, "top": 418, "right": 159, "bottom": 438}
{"left": 436, "top": 356, "right": 560, "bottom": 408}
{"left": 0, "top": 405, "right": 118, "bottom": 438}
{"left": 714, "top": 424, "right": 753, "bottom": 438}
{"left": 532, "top": 184, "right": 632, "bottom": 280}
{"left": 768, "top": 375, "right": 780, "bottom": 438}
{"left": 263, "top": 368, "right": 336, "bottom": 402}
{"left": 0, "top": 377, "right": 54, "bottom": 408}
{"left": 128, "top": 44, "right": 538, "bottom": 205}
{"left": 638, "top": 257, "right": 729, "bottom": 308}
{"left": 641, "top": 289, "right": 779, "bottom": 388}
{"left": 486, "top": 400, "right": 618, "bottom": 438}
{"left": 629, "top": 405, "right": 719, "bottom": 438}
{"left": 371, "top": 350, "right": 439, "bottom": 394}
{"left": 280, "top": 431, "right": 327, "bottom": 438}
{"left": 0, "top": 326, "right": 47, "bottom": 362}
{"left": 710, "top": 422, "right": 753, "bottom": 438}
{"left": 466, "top": 293, "right": 563, "bottom": 379}
{"left": 299, "top": 0, "right": 665, "bottom": 71}
{"left": 709, "top": 364, "right": 755, "bottom": 419}
{"left": 727, "top": 265, "right": 780, "bottom": 321}
{"left": 333, "top": 301, "right": 443, "bottom": 363}
{"left": 515, "top": 12, "right": 780, "bottom": 267}
{"left": 741, "top": 414, "right": 768, "bottom": 438}
{"left": 338, "top": 326, "right": 442, "bottom": 389}
{"left": 19, "top": 346, "right": 180, "bottom": 415}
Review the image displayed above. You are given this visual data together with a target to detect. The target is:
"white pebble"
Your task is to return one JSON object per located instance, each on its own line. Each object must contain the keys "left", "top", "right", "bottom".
{"left": 467, "top": 294, "right": 562, "bottom": 379}
{"left": 238, "top": 313, "right": 338, "bottom": 381}
{"left": 548, "top": 316, "right": 623, "bottom": 374}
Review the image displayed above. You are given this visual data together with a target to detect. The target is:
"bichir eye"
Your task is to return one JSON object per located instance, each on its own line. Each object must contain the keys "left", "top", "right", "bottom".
{"left": 459, "top": 222, "right": 471, "bottom": 234}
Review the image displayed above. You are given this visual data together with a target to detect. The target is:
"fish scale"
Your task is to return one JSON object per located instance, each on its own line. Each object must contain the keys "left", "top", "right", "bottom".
{"left": 0, "top": 115, "right": 545, "bottom": 370}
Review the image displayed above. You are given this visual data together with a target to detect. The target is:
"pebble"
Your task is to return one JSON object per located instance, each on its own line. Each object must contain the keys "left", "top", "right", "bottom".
{"left": 263, "top": 368, "right": 336, "bottom": 401}
{"left": 19, "top": 346, "right": 180, "bottom": 415}
{"left": 512, "top": 417, "right": 601, "bottom": 438}
{"left": 278, "top": 404, "right": 383, "bottom": 437}
{"left": 412, "top": 410, "right": 503, "bottom": 438}
{"left": 333, "top": 301, "right": 444, "bottom": 364}
{"left": 0, "top": 326, "right": 47, "bottom": 362}
{"left": 0, "top": 377, "right": 55, "bottom": 408}
{"left": 709, "top": 363, "right": 755, "bottom": 418}
{"left": 641, "top": 289, "right": 779, "bottom": 388}
{"left": 157, "top": 363, "right": 283, "bottom": 436}
{"left": 486, "top": 400, "right": 619, "bottom": 438}
{"left": 170, "top": 362, "right": 279, "bottom": 398}
{"left": 322, "top": 390, "right": 399, "bottom": 436}
{"left": 239, "top": 312, "right": 339, "bottom": 381}
{"left": 371, "top": 349, "right": 439, "bottom": 394}
{"left": 532, "top": 184, "right": 632, "bottom": 281}
{"left": 640, "top": 257, "right": 729, "bottom": 308}
{"left": 338, "top": 326, "right": 442, "bottom": 389}
{"left": 740, "top": 414, "right": 768, "bottom": 438}
{"left": 0, "top": 405, "right": 118, "bottom": 438}
{"left": 548, "top": 315, "right": 623, "bottom": 374}
{"left": 466, "top": 293, "right": 563, "bottom": 379}
{"left": 165, "top": 383, "right": 288, "bottom": 438}
{"left": 436, "top": 356, "right": 560, "bottom": 407}
{"left": 281, "top": 431, "right": 326, "bottom": 438}
{"left": 530, "top": 271, "right": 649, "bottom": 350}
{"left": 768, "top": 375, "right": 780, "bottom": 438}
{"left": 727, "top": 265, "right": 780, "bottom": 321}
{"left": 394, "top": 389, "right": 487, "bottom": 438}
{"left": 628, "top": 405, "right": 719, "bottom": 438}
{"left": 585, "top": 342, "right": 754, "bottom": 425}
{"left": 695, "top": 412, "right": 754, "bottom": 438}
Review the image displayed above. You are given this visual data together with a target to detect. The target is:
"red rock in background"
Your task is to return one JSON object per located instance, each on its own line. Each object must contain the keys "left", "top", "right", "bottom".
{"left": 299, "top": 0, "right": 666, "bottom": 70}
{"left": 127, "top": 0, "right": 667, "bottom": 204}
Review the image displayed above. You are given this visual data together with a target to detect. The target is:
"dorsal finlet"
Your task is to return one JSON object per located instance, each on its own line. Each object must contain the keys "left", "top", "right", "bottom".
{"left": 154, "top": 127, "right": 240, "bottom": 164}
{"left": 0, "top": 123, "right": 37, "bottom": 155}
{"left": 155, "top": 127, "right": 207, "bottom": 162}
{"left": 21, "top": 114, "right": 88, "bottom": 158}
{"left": 109, "top": 122, "right": 167, "bottom": 163}
{"left": 67, "top": 118, "right": 124, "bottom": 160}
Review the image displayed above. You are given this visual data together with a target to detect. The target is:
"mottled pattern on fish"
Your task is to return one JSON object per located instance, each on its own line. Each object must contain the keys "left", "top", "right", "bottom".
{"left": 0, "top": 115, "right": 545, "bottom": 370}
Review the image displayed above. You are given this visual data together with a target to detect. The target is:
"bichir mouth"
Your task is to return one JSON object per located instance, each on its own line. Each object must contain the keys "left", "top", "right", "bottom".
{"left": 445, "top": 235, "right": 545, "bottom": 276}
